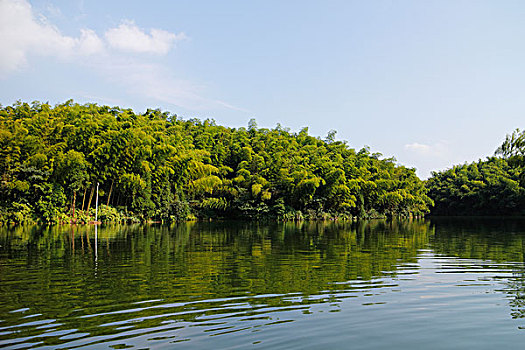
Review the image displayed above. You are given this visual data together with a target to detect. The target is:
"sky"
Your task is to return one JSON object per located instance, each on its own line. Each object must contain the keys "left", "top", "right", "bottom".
{"left": 1, "top": 0, "right": 525, "bottom": 178}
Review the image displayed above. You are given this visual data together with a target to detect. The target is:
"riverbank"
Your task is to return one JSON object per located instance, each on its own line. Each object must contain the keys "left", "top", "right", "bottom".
{"left": 0, "top": 202, "right": 428, "bottom": 226}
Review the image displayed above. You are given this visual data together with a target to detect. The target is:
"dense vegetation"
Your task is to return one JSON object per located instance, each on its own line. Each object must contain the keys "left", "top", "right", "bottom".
{"left": 426, "top": 129, "right": 525, "bottom": 215}
{"left": 0, "top": 101, "right": 431, "bottom": 224}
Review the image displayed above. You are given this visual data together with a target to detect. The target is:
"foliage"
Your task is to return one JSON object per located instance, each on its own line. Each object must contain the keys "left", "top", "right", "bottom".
{"left": 0, "top": 101, "right": 432, "bottom": 223}
{"left": 427, "top": 129, "right": 525, "bottom": 215}
{"left": 96, "top": 204, "right": 124, "bottom": 222}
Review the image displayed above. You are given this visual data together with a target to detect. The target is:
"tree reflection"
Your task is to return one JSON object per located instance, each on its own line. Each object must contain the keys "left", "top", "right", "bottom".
{"left": 0, "top": 219, "right": 436, "bottom": 347}
{"left": 430, "top": 217, "right": 525, "bottom": 322}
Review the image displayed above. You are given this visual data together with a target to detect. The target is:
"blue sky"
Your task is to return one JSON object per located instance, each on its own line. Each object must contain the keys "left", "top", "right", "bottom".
{"left": 1, "top": 0, "right": 525, "bottom": 178}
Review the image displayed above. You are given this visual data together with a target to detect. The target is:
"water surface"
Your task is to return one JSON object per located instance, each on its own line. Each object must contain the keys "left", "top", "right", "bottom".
{"left": 1, "top": 218, "right": 525, "bottom": 349}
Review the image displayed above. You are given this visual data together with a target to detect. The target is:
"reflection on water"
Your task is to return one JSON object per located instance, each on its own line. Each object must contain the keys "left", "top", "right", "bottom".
{"left": 430, "top": 217, "right": 525, "bottom": 324}
{"left": 1, "top": 219, "right": 525, "bottom": 349}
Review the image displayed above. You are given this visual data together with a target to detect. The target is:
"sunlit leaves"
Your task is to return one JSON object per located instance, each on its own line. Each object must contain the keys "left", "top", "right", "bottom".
{"left": 0, "top": 101, "right": 434, "bottom": 223}
{"left": 427, "top": 157, "right": 524, "bottom": 215}
{"left": 190, "top": 175, "right": 222, "bottom": 195}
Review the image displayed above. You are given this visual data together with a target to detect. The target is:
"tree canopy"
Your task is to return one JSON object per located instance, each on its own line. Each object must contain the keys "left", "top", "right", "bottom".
{"left": 0, "top": 101, "right": 432, "bottom": 224}
{"left": 426, "top": 129, "right": 525, "bottom": 216}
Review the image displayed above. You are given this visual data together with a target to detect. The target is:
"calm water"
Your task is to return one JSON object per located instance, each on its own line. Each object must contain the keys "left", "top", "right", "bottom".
{"left": 1, "top": 218, "right": 525, "bottom": 349}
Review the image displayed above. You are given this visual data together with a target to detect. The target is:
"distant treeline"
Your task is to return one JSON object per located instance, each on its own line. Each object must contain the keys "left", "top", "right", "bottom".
{"left": 0, "top": 101, "right": 432, "bottom": 224}
{"left": 426, "top": 129, "right": 525, "bottom": 215}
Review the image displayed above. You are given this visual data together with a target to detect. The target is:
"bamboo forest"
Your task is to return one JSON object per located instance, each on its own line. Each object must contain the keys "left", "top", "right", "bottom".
{"left": 0, "top": 101, "right": 432, "bottom": 224}
{"left": 1, "top": 101, "right": 525, "bottom": 225}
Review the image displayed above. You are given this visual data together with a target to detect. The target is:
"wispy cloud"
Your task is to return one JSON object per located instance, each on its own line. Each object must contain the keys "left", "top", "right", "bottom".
{"left": 0, "top": 0, "right": 243, "bottom": 112}
{"left": 88, "top": 58, "right": 248, "bottom": 112}
{"left": 44, "top": 3, "right": 63, "bottom": 18}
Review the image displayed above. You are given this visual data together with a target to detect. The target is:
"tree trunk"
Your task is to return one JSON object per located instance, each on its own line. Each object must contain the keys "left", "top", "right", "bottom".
{"left": 87, "top": 186, "right": 95, "bottom": 212}
{"left": 72, "top": 191, "right": 76, "bottom": 219}
{"left": 116, "top": 191, "right": 121, "bottom": 207}
{"left": 81, "top": 187, "right": 87, "bottom": 212}
{"left": 106, "top": 180, "right": 114, "bottom": 206}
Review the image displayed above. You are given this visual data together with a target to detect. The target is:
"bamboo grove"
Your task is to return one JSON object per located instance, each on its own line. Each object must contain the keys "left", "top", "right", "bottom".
{"left": 426, "top": 129, "right": 525, "bottom": 215}
{"left": 0, "top": 101, "right": 432, "bottom": 224}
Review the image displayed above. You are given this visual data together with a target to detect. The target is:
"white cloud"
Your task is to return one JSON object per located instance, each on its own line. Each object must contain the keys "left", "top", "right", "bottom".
{"left": 402, "top": 141, "right": 453, "bottom": 179}
{"left": 78, "top": 29, "right": 105, "bottom": 55}
{"left": 0, "top": 0, "right": 243, "bottom": 112}
{"left": 0, "top": 0, "right": 186, "bottom": 75}
{"left": 0, "top": 0, "right": 103, "bottom": 75}
{"left": 405, "top": 142, "right": 431, "bottom": 153}
{"left": 105, "top": 21, "right": 187, "bottom": 55}
{"left": 404, "top": 141, "right": 449, "bottom": 158}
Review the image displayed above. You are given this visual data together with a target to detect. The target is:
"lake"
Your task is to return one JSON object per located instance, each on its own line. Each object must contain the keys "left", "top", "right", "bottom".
{"left": 1, "top": 218, "right": 525, "bottom": 349}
